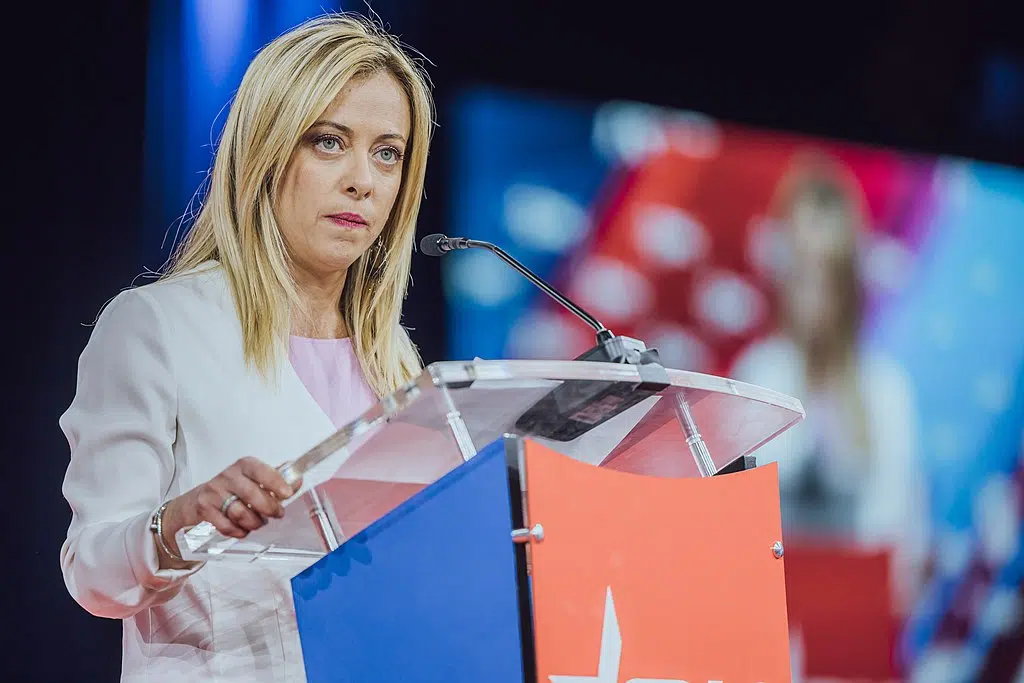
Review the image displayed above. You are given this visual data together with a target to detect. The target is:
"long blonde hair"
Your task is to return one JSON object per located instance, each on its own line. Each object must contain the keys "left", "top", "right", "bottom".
{"left": 162, "top": 13, "right": 435, "bottom": 397}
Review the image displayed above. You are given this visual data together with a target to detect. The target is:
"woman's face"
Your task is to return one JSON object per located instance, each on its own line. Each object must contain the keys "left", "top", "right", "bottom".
{"left": 784, "top": 202, "right": 850, "bottom": 337}
{"left": 276, "top": 71, "right": 411, "bottom": 279}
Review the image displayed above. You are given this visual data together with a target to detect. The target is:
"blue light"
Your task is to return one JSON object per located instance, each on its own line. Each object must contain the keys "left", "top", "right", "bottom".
{"left": 191, "top": 0, "right": 251, "bottom": 88}
{"left": 976, "top": 54, "right": 1024, "bottom": 142}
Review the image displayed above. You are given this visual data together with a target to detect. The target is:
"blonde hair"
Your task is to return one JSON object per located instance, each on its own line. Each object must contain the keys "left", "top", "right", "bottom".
{"left": 162, "top": 13, "right": 435, "bottom": 397}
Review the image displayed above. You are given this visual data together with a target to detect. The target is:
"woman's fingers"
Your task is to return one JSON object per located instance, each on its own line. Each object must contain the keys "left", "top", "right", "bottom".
{"left": 196, "top": 487, "right": 247, "bottom": 538}
{"left": 223, "top": 466, "right": 284, "bottom": 520}
{"left": 185, "top": 458, "right": 298, "bottom": 540}
{"left": 237, "top": 457, "right": 295, "bottom": 499}
{"left": 224, "top": 499, "right": 266, "bottom": 532}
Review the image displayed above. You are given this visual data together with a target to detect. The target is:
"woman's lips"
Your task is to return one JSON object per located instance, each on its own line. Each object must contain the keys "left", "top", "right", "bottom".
{"left": 326, "top": 212, "right": 368, "bottom": 228}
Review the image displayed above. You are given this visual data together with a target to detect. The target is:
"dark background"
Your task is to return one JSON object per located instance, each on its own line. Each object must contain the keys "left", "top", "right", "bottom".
{"left": 5, "top": 0, "right": 1021, "bottom": 679}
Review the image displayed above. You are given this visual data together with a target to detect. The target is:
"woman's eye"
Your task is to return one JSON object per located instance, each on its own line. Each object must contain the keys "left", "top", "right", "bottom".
{"left": 376, "top": 147, "right": 403, "bottom": 165}
{"left": 314, "top": 135, "right": 342, "bottom": 153}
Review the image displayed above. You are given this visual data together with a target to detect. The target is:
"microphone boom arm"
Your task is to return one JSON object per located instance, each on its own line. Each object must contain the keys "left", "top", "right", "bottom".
{"left": 458, "top": 238, "right": 613, "bottom": 344}
{"left": 419, "top": 231, "right": 672, "bottom": 441}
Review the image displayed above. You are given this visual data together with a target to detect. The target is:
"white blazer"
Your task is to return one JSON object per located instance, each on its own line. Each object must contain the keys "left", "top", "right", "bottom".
{"left": 59, "top": 262, "right": 340, "bottom": 682}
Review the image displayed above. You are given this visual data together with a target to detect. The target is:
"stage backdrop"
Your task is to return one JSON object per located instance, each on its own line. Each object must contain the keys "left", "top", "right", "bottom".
{"left": 444, "top": 88, "right": 1024, "bottom": 683}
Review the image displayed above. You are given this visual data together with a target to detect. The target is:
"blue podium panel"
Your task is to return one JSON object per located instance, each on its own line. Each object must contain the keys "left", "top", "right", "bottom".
{"left": 291, "top": 438, "right": 525, "bottom": 683}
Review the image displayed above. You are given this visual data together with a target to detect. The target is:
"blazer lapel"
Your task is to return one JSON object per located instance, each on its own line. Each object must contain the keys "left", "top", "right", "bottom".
{"left": 202, "top": 263, "right": 341, "bottom": 470}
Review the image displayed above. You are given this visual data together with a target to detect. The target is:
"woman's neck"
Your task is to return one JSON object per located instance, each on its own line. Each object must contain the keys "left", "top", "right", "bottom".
{"left": 290, "top": 267, "right": 349, "bottom": 339}
{"left": 291, "top": 313, "right": 348, "bottom": 339}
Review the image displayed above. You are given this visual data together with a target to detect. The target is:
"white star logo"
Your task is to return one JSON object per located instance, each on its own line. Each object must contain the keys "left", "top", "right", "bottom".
{"left": 548, "top": 586, "right": 693, "bottom": 683}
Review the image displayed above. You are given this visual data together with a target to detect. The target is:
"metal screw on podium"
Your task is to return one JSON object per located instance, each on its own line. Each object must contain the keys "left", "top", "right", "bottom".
{"left": 771, "top": 541, "right": 784, "bottom": 559}
{"left": 511, "top": 523, "right": 545, "bottom": 543}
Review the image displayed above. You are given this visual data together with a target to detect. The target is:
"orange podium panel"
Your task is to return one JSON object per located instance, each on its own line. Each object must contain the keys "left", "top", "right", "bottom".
{"left": 526, "top": 439, "right": 791, "bottom": 683}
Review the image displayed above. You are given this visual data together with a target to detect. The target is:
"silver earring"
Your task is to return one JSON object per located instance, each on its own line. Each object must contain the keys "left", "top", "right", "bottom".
{"left": 372, "top": 238, "right": 389, "bottom": 282}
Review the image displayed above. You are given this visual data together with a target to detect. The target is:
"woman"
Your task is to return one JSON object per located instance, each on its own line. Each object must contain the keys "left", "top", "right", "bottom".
{"left": 731, "top": 151, "right": 928, "bottom": 613}
{"left": 59, "top": 13, "right": 434, "bottom": 682}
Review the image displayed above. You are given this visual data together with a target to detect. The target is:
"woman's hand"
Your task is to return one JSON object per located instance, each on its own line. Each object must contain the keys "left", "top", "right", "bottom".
{"left": 158, "top": 458, "right": 300, "bottom": 568}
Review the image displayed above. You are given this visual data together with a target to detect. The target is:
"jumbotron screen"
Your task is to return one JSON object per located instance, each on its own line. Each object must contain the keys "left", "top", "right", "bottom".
{"left": 444, "top": 87, "right": 1024, "bottom": 681}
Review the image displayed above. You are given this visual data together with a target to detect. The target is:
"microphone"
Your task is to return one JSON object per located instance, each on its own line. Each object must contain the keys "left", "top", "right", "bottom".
{"left": 420, "top": 232, "right": 672, "bottom": 441}
{"left": 420, "top": 233, "right": 612, "bottom": 343}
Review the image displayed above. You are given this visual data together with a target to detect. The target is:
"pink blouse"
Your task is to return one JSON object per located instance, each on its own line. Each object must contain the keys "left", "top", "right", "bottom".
{"left": 287, "top": 336, "right": 377, "bottom": 429}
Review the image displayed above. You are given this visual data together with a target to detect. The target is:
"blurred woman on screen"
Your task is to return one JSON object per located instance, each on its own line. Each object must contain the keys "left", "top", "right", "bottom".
{"left": 731, "top": 151, "right": 929, "bottom": 614}
{"left": 58, "top": 13, "right": 434, "bottom": 682}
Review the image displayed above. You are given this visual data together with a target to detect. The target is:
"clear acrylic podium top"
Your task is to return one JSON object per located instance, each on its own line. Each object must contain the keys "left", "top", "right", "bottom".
{"left": 178, "top": 359, "right": 804, "bottom": 566}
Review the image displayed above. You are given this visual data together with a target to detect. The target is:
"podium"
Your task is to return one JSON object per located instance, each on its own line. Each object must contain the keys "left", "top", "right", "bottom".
{"left": 179, "top": 359, "right": 804, "bottom": 682}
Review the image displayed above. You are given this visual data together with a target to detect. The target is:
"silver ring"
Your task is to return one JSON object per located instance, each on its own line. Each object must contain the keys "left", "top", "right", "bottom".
{"left": 220, "top": 494, "right": 240, "bottom": 516}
